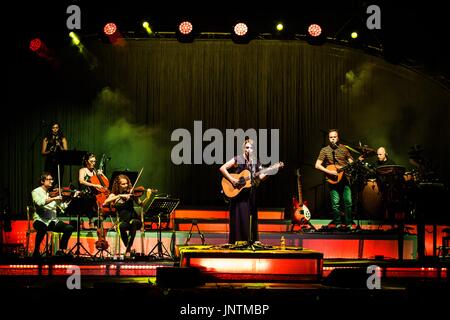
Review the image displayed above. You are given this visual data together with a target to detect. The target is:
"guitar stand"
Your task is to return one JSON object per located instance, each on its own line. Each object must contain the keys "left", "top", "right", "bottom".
{"left": 185, "top": 219, "right": 205, "bottom": 245}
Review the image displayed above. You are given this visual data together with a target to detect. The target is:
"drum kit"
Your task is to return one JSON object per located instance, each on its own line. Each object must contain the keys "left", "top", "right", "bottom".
{"left": 348, "top": 145, "right": 420, "bottom": 222}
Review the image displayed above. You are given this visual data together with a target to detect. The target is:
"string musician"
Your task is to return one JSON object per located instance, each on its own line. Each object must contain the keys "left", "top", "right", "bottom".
{"left": 103, "top": 174, "right": 150, "bottom": 258}
{"left": 78, "top": 152, "right": 108, "bottom": 229}
{"left": 31, "top": 172, "right": 78, "bottom": 258}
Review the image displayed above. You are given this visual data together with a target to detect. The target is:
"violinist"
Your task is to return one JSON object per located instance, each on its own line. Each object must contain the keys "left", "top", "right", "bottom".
{"left": 78, "top": 152, "right": 107, "bottom": 229}
{"left": 31, "top": 172, "right": 75, "bottom": 258}
{"left": 104, "top": 175, "right": 148, "bottom": 258}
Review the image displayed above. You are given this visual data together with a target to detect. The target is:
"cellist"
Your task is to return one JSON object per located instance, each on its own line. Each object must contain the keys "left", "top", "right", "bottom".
{"left": 103, "top": 174, "right": 149, "bottom": 258}
{"left": 78, "top": 152, "right": 108, "bottom": 229}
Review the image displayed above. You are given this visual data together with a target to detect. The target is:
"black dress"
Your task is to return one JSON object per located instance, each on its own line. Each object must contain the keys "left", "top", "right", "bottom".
{"left": 228, "top": 155, "right": 260, "bottom": 244}
{"left": 44, "top": 135, "right": 65, "bottom": 181}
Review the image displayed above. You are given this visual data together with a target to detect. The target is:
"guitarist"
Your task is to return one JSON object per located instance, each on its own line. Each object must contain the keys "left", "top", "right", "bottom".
{"left": 220, "top": 138, "right": 268, "bottom": 245}
{"left": 315, "top": 129, "right": 354, "bottom": 229}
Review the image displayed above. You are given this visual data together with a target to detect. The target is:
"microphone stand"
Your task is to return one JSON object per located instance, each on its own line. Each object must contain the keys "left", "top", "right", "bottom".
{"left": 29, "top": 122, "right": 46, "bottom": 202}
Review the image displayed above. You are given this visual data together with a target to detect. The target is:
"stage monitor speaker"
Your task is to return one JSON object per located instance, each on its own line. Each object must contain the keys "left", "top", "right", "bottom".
{"left": 156, "top": 267, "right": 204, "bottom": 288}
{"left": 323, "top": 267, "right": 370, "bottom": 288}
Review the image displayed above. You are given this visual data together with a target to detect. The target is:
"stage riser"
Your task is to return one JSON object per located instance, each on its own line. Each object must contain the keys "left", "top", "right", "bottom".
{"left": 13, "top": 230, "right": 418, "bottom": 260}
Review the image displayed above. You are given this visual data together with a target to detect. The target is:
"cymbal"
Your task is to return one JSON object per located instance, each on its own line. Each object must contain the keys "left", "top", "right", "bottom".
{"left": 354, "top": 145, "right": 376, "bottom": 157}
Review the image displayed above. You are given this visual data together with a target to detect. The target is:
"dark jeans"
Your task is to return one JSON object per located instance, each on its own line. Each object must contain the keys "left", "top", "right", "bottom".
{"left": 33, "top": 220, "right": 74, "bottom": 254}
{"left": 329, "top": 181, "right": 353, "bottom": 225}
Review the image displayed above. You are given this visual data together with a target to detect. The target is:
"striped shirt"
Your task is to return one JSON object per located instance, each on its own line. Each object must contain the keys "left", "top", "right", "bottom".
{"left": 317, "top": 144, "right": 353, "bottom": 167}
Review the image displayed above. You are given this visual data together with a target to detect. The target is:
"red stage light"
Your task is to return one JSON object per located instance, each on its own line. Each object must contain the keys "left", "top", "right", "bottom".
{"left": 103, "top": 23, "right": 117, "bottom": 36}
{"left": 29, "top": 38, "right": 42, "bottom": 52}
{"left": 308, "top": 24, "right": 322, "bottom": 37}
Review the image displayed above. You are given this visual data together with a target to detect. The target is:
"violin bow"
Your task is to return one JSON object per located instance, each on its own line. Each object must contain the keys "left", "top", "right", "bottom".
{"left": 57, "top": 164, "right": 62, "bottom": 198}
{"left": 130, "top": 167, "right": 144, "bottom": 194}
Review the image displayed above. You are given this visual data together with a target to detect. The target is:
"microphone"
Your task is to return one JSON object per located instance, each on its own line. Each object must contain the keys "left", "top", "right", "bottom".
{"left": 331, "top": 142, "right": 337, "bottom": 149}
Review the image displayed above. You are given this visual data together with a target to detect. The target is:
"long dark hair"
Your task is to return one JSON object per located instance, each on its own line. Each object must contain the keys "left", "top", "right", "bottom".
{"left": 45, "top": 122, "right": 65, "bottom": 140}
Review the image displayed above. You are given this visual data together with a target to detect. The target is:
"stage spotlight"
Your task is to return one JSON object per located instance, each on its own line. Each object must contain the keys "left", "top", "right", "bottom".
{"left": 306, "top": 23, "right": 325, "bottom": 45}
{"left": 176, "top": 20, "right": 195, "bottom": 43}
{"left": 103, "top": 22, "right": 117, "bottom": 36}
{"left": 232, "top": 22, "right": 251, "bottom": 44}
{"left": 29, "top": 38, "right": 50, "bottom": 59}
{"left": 276, "top": 23, "right": 284, "bottom": 32}
{"left": 28, "top": 37, "right": 58, "bottom": 66}
{"left": 142, "top": 21, "right": 153, "bottom": 35}
{"left": 307, "top": 24, "right": 322, "bottom": 37}
{"left": 69, "top": 31, "right": 80, "bottom": 46}
{"left": 103, "top": 22, "right": 124, "bottom": 45}
{"left": 273, "top": 21, "right": 291, "bottom": 39}
{"left": 29, "top": 38, "right": 43, "bottom": 52}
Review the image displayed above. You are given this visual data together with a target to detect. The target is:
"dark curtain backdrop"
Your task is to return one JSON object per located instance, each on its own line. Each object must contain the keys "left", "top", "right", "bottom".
{"left": 4, "top": 38, "right": 450, "bottom": 218}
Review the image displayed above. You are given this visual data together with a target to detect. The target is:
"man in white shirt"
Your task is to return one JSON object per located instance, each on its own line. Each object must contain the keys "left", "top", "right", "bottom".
{"left": 31, "top": 172, "right": 74, "bottom": 258}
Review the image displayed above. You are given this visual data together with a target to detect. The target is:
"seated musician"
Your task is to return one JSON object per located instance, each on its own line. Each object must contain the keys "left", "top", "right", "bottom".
{"left": 372, "top": 147, "right": 396, "bottom": 168}
{"left": 103, "top": 175, "right": 149, "bottom": 258}
{"left": 78, "top": 152, "right": 106, "bottom": 229}
{"left": 31, "top": 172, "right": 76, "bottom": 258}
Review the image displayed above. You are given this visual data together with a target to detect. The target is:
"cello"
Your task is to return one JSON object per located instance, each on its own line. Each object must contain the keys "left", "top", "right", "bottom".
{"left": 90, "top": 154, "right": 110, "bottom": 252}
{"left": 90, "top": 154, "right": 110, "bottom": 206}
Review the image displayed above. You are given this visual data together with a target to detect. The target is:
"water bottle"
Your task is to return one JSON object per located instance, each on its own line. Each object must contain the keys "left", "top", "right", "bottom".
{"left": 280, "top": 236, "right": 286, "bottom": 250}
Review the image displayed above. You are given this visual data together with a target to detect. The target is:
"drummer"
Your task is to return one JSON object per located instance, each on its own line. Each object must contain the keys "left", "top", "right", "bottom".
{"left": 372, "top": 147, "right": 396, "bottom": 168}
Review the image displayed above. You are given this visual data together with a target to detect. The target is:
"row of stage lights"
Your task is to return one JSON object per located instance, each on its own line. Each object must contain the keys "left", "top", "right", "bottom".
{"left": 29, "top": 19, "right": 366, "bottom": 58}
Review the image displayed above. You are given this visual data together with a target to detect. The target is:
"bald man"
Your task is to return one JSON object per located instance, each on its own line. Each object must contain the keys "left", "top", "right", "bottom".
{"left": 373, "top": 147, "right": 396, "bottom": 168}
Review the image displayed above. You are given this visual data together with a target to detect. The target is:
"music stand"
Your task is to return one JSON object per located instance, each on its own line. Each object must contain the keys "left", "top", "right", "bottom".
{"left": 54, "top": 150, "right": 87, "bottom": 185}
{"left": 145, "top": 196, "right": 179, "bottom": 259}
{"left": 109, "top": 170, "right": 138, "bottom": 190}
{"left": 66, "top": 197, "right": 94, "bottom": 258}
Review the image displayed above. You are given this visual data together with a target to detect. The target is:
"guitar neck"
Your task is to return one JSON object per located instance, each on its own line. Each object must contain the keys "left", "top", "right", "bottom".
{"left": 297, "top": 178, "right": 304, "bottom": 206}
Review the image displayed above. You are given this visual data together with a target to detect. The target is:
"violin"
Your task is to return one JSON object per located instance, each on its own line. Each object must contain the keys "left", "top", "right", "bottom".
{"left": 49, "top": 187, "right": 79, "bottom": 198}
{"left": 132, "top": 186, "right": 146, "bottom": 197}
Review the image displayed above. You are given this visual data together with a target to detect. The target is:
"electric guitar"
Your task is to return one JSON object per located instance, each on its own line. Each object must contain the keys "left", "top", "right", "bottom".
{"left": 221, "top": 162, "right": 284, "bottom": 198}
{"left": 292, "top": 169, "right": 311, "bottom": 224}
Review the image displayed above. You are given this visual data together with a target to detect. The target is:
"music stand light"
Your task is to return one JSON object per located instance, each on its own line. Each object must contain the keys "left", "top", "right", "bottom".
{"left": 145, "top": 196, "right": 179, "bottom": 259}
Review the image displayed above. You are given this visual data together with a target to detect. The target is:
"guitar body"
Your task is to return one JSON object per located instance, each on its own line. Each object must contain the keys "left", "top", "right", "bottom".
{"left": 293, "top": 204, "right": 311, "bottom": 223}
{"left": 292, "top": 169, "right": 311, "bottom": 225}
{"left": 325, "top": 164, "right": 344, "bottom": 184}
{"left": 221, "top": 170, "right": 252, "bottom": 198}
{"left": 221, "top": 162, "right": 284, "bottom": 198}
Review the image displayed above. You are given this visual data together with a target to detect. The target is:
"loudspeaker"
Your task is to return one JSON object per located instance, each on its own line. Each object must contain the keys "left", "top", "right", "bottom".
{"left": 156, "top": 267, "right": 204, "bottom": 288}
{"left": 323, "top": 268, "right": 369, "bottom": 288}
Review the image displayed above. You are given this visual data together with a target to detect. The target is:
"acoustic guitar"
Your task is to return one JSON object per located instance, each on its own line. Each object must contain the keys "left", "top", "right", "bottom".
{"left": 221, "top": 162, "right": 284, "bottom": 198}
{"left": 325, "top": 163, "right": 352, "bottom": 184}
{"left": 292, "top": 169, "right": 311, "bottom": 224}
